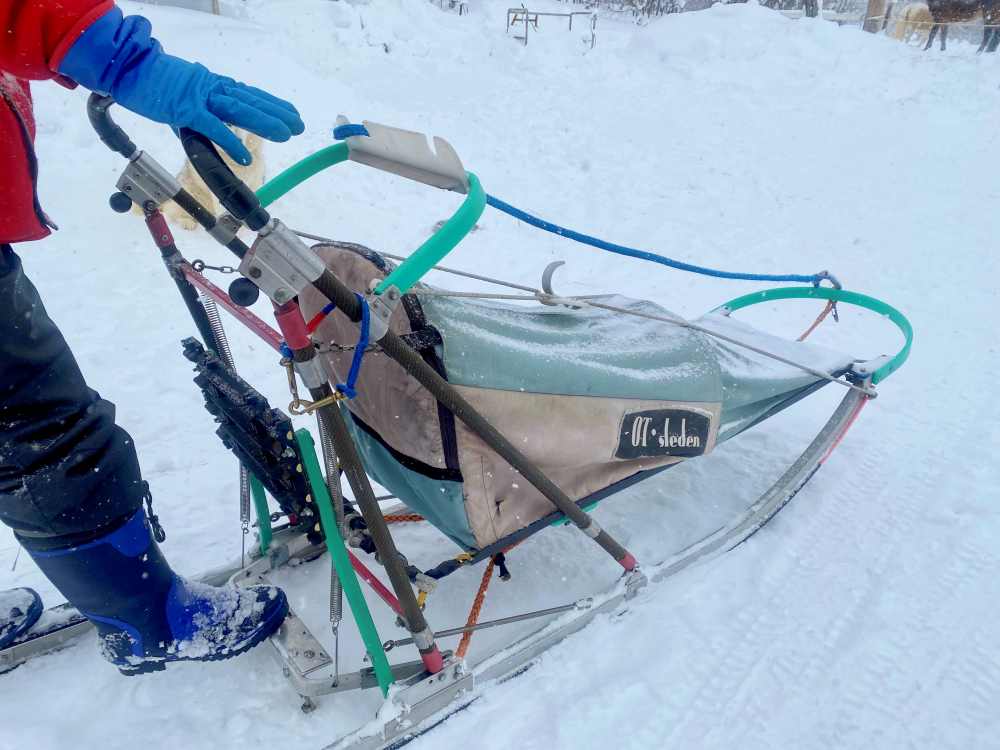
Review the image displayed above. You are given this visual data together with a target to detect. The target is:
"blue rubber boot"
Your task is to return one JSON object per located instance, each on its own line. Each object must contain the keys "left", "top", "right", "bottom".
{"left": 21, "top": 509, "right": 287, "bottom": 675}
{"left": 0, "top": 588, "right": 43, "bottom": 649}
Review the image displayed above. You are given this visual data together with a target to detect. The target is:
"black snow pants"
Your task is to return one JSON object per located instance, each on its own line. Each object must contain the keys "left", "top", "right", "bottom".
{"left": 0, "top": 244, "right": 144, "bottom": 542}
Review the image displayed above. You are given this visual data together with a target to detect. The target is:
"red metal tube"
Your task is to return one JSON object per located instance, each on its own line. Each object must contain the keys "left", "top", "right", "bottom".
{"left": 181, "top": 266, "right": 284, "bottom": 352}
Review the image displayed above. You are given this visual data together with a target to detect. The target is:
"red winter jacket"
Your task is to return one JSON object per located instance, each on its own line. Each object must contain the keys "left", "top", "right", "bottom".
{"left": 0, "top": 0, "right": 114, "bottom": 244}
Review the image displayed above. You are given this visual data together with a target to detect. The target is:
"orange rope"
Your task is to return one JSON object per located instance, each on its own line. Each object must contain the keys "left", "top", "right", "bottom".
{"left": 798, "top": 300, "right": 836, "bottom": 342}
{"left": 455, "top": 557, "right": 496, "bottom": 659}
{"left": 383, "top": 513, "right": 424, "bottom": 523}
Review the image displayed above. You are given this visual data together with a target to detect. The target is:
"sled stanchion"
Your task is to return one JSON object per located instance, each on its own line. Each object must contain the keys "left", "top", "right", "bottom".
{"left": 311, "top": 396, "right": 446, "bottom": 675}
{"left": 294, "top": 430, "right": 396, "bottom": 696}
{"left": 373, "top": 172, "right": 486, "bottom": 295}
{"left": 250, "top": 475, "right": 272, "bottom": 555}
{"left": 270, "top": 298, "right": 446, "bottom": 676}
{"left": 309, "top": 269, "right": 640, "bottom": 573}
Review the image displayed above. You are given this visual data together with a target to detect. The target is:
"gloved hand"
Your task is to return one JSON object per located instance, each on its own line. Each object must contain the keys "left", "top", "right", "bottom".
{"left": 58, "top": 8, "right": 303, "bottom": 165}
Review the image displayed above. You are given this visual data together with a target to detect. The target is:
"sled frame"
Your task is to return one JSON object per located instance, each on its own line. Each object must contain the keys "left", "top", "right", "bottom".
{"left": 1, "top": 95, "right": 893, "bottom": 747}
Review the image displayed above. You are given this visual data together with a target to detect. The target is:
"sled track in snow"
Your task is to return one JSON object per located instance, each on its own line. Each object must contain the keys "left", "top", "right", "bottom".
{"left": 654, "top": 377, "right": 1000, "bottom": 750}
{"left": 655, "top": 420, "right": 901, "bottom": 747}
{"left": 824, "top": 379, "right": 1000, "bottom": 750}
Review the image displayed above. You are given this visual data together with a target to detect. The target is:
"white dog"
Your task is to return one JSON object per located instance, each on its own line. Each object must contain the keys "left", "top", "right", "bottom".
{"left": 145, "top": 128, "right": 266, "bottom": 230}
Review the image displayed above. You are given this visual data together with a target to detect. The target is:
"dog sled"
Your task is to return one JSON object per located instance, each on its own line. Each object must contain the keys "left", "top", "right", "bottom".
{"left": 1, "top": 95, "right": 911, "bottom": 750}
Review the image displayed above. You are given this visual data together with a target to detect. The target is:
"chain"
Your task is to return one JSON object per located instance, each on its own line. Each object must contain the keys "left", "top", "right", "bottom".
{"left": 315, "top": 342, "right": 381, "bottom": 355}
{"left": 191, "top": 258, "right": 237, "bottom": 274}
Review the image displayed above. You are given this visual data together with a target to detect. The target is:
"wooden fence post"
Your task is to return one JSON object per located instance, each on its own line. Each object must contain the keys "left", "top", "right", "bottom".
{"left": 863, "top": 0, "right": 887, "bottom": 32}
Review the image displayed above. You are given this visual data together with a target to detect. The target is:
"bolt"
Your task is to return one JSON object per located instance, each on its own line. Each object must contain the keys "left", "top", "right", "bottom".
{"left": 274, "top": 288, "right": 290, "bottom": 303}
{"left": 304, "top": 649, "right": 316, "bottom": 659}
{"left": 248, "top": 266, "right": 262, "bottom": 279}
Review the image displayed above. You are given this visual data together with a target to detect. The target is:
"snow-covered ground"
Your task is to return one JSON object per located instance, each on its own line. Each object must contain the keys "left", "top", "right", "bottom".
{"left": 3, "top": 1, "right": 999, "bottom": 748}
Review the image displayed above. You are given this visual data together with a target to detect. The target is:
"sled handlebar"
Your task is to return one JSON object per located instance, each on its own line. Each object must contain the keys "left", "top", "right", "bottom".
{"left": 176, "top": 128, "right": 271, "bottom": 232}
{"left": 87, "top": 95, "right": 137, "bottom": 159}
{"left": 87, "top": 94, "right": 484, "bottom": 296}
{"left": 86, "top": 94, "right": 270, "bottom": 234}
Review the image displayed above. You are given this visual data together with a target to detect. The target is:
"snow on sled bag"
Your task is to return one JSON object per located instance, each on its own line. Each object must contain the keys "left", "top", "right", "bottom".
{"left": 301, "top": 243, "right": 856, "bottom": 551}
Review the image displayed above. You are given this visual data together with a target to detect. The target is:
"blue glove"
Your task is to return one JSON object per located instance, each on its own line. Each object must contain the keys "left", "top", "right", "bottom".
{"left": 59, "top": 8, "right": 303, "bottom": 165}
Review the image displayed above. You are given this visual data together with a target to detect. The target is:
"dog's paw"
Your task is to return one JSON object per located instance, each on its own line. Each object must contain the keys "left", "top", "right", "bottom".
{"left": 162, "top": 201, "right": 201, "bottom": 231}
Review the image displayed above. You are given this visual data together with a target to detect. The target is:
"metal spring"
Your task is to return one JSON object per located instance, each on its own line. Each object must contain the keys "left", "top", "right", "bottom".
{"left": 200, "top": 293, "right": 251, "bottom": 556}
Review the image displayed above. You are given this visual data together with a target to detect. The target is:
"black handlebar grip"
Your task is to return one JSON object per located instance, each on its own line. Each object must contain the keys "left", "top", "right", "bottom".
{"left": 178, "top": 128, "right": 270, "bottom": 232}
{"left": 86, "top": 94, "right": 137, "bottom": 159}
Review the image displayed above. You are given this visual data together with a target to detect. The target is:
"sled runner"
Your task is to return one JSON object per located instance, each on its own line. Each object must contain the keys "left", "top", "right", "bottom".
{"left": 2, "top": 95, "right": 911, "bottom": 749}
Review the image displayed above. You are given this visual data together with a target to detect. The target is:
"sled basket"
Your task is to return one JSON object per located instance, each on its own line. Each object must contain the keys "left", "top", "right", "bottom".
{"left": 301, "top": 243, "right": 858, "bottom": 552}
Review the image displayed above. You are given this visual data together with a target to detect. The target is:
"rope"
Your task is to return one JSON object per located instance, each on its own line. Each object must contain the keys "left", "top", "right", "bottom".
{"left": 327, "top": 123, "right": 837, "bottom": 287}
{"left": 798, "top": 300, "right": 837, "bottom": 341}
{"left": 383, "top": 513, "right": 425, "bottom": 524}
{"left": 333, "top": 123, "right": 371, "bottom": 140}
{"left": 306, "top": 301, "right": 337, "bottom": 334}
{"left": 869, "top": 15, "right": 1000, "bottom": 28}
{"left": 485, "top": 194, "right": 836, "bottom": 287}
{"left": 582, "top": 298, "right": 873, "bottom": 395}
{"left": 291, "top": 227, "right": 865, "bottom": 394}
{"left": 455, "top": 557, "right": 496, "bottom": 659}
{"left": 335, "top": 293, "right": 369, "bottom": 399}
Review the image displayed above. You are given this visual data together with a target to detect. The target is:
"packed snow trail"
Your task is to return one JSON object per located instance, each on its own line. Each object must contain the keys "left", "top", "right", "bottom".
{"left": 2, "top": 1, "right": 998, "bottom": 748}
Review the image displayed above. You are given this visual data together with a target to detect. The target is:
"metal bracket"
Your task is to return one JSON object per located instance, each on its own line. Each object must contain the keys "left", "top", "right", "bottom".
{"left": 850, "top": 356, "right": 891, "bottom": 382}
{"left": 116, "top": 151, "right": 181, "bottom": 208}
{"left": 240, "top": 219, "right": 327, "bottom": 304}
{"left": 208, "top": 213, "right": 242, "bottom": 246}
{"left": 366, "top": 284, "right": 402, "bottom": 342}
{"left": 337, "top": 116, "right": 469, "bottom": 194}
{"left": 294, "top": 356, "right": 331, "bottom": 391}
{"left": 381, "top": 658, "right": 473, "bottom": 734}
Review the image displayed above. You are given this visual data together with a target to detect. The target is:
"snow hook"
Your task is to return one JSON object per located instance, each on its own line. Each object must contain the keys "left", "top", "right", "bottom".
{"left": 538, "top": 261, "right": 582, "bottom": 308}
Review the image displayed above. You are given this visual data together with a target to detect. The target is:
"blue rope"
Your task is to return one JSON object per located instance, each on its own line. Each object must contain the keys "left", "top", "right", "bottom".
{"left": 485, "top": 194, "right": 829, "bottom": 286}
{"left": 330, "top": 121, "right": 831, "bottom": 286}
{"left": 336, "top": 294, "right": 370, "bottom": 400}
{"left": 333, "top": 123, "right": 370, "bottom": 140}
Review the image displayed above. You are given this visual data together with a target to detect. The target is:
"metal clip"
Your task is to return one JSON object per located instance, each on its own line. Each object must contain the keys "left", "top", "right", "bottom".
{"left": 366, "top": 283, "right": 402, "bottom": 342}
{"left": 240, "top": 219, "right": 327, "bottom": 304}
{"left": 282, "top": 357, "right": 345, "bottom": 415}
